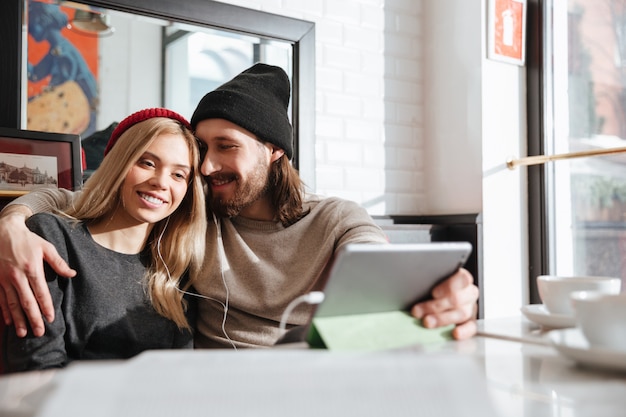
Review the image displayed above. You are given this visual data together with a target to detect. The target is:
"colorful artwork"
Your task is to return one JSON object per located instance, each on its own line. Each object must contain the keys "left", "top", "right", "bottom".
{"left": 27, "top": 1, "right": 99, "bottom": 137}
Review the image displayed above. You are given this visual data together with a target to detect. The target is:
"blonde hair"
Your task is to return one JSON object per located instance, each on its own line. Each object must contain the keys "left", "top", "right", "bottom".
{"left": 66, "top": 117, "right": 207, "bottom": 329}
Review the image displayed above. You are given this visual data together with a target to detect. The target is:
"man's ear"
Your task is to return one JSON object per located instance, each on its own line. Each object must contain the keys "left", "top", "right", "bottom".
{"left": 269, "top": 146, "right": 285, "bottom": 163}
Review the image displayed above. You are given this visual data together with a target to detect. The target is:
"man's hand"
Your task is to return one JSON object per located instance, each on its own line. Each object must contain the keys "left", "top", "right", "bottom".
{"left": 410, "top": 268, "right": 479, "bottom": 340}
{"left": 0, "top": 207, "right": 75, "bottom": 337}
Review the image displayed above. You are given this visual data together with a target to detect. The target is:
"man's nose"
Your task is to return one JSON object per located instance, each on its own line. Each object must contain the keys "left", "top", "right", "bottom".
{"left": 200, "top": 151, "right": 220, "bottom": 176}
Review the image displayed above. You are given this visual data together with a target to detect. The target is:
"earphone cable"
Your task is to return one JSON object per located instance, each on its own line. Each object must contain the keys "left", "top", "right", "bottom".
{"left": 156, "top": 214, "right": 237, "bottom": 350}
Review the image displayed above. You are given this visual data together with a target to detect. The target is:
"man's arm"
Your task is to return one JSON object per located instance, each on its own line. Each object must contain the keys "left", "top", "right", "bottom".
{"left": 4, "top": 212, "right": 73, "bottom": 371}
{"left": 0, "top": 190, "right": 76, "bottom": 337}
{"left": 4, "top": 274, "right": 70, "bottom": 372}
{"left": 332, "top": 199, "right": 479, "bottom": 340}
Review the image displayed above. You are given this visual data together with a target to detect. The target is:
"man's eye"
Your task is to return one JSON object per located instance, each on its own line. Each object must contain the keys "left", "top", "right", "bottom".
{"left": 197, "top": 141, "right": 208, "bottom": 157}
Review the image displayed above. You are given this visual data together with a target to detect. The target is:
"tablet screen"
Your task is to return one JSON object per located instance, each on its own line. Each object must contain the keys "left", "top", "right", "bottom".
{"left": 313, "top": 242, "right": 472, "bottom": 318}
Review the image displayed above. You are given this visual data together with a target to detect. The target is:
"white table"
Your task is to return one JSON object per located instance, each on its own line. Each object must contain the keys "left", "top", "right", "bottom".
{"left": 477, "top": 317, "right": 626, "bottom": 417}
{"left": 1, "top": 317, "right": 625, "bottom": 417}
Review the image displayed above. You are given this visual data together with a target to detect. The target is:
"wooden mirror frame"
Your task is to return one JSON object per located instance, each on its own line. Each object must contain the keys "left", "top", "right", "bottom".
{"left": 0, "top": 0, "right": 316, "bottom": 186}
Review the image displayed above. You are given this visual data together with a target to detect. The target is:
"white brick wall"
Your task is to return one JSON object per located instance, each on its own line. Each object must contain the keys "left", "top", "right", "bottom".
{"left": 219, "top": 0, "right": 530, "bottom": 319}
{"left": 219, "top": 0, "right": 425, "bottom": 215}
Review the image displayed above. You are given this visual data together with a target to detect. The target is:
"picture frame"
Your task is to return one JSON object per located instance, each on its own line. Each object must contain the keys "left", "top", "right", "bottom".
{"left": 0, "top": 127, "right": 82, "bottom": 198}
{"left": 487, "top": 0, "right": 527, "bottom": 66}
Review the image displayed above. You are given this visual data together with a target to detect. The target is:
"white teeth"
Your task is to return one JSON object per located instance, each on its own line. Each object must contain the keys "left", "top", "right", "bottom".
{"left": 213, "top": 179, "right": 230, "bottom": 186}
{"left": 140, "top": 193, "right": 165, "bottom": 205}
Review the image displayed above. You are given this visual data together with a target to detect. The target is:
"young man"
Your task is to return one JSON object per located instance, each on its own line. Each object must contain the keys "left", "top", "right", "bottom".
{"left": 0, "top": 64, "right": 479, "bottom": 347}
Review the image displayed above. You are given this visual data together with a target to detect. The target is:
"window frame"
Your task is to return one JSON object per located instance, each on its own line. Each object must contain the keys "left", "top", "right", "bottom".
{"left": 526, "top": 0, "right": 549, "bottom": 304}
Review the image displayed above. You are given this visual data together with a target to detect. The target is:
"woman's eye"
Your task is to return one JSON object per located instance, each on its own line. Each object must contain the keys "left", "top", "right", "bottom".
{"left": 174, "top": 172, "right": 188, "bottom": 181}
{"left": 139, "top": 159, "right": 155, "bottom": 168}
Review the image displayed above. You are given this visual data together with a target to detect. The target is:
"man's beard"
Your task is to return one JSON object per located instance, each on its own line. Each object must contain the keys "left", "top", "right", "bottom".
{"left": 207, "top": 162, "right": 271, "bottom": 218}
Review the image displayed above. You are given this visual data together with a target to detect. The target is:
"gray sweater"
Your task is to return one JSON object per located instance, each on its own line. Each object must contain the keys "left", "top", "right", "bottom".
{"left": 2, "top": 213, "right": 195, "bottom": 372}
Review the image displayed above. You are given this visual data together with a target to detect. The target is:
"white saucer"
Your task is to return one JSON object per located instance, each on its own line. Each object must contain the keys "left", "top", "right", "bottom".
{"left": 520, "top": 304, "right": 576, "bottom": 329}
{"left": 548, "top": 328, "right": 626, "bottom": 372}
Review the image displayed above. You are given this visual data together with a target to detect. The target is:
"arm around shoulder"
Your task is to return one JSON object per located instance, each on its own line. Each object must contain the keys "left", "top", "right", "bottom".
{"left": 0, "top": 203, "right": 33, "bottom": 222}
{"left": 2, "top": 187, "right": 75, "bottom": 217}
{"left": 0, "top": 197, "right": 76, "bottom": 338}
{"left": 3, "top": 279, "right": 70, "bottom": 372}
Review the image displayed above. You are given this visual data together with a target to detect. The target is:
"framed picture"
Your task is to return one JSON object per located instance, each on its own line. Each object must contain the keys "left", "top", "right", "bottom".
{"left": 487, "top": 0, "right": 527, "bottom": 66}
{"left": 0, "top": 127, "right": 82, "bottom": 198}
{"left": 27, "top": 1, "right": 99, "bottom": 138}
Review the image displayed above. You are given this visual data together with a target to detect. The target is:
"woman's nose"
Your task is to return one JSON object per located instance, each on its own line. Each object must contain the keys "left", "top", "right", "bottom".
{"left": 149, "top": 170, "right": 168, "bottom": 188}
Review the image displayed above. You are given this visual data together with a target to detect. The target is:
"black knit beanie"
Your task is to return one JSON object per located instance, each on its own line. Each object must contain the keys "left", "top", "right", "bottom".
{"left": 190, "top": 63, "right": 294, "bottom": 159}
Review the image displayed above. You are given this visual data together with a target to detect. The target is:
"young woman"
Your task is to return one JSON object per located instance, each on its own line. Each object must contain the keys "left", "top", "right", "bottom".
{"left": 2, "top": 108, "right": 206, "bottom": 372}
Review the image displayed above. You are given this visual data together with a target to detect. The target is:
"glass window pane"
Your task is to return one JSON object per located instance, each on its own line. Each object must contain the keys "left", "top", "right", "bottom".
{"left": 548, "top": 0, "right": 626, "bottom": 282}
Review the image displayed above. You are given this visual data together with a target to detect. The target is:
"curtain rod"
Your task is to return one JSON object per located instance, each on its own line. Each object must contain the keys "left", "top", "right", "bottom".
{"left": 506, "top": 146, "right": 626, "bottom": 169}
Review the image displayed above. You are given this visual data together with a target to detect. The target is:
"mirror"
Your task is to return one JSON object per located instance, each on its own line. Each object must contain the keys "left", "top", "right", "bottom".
{"left": 0, "top": 0, "right": 315, "bottom": 186}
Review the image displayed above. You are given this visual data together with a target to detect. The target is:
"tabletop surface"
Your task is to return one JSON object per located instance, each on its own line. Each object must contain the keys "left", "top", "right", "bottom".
{"left": 1, "top": 316, "right": 626, "bottom": 417}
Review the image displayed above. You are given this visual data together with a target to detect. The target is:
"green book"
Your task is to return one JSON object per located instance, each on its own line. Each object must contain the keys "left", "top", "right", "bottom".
{"left": 307, "top": 310, "right": 454, "bottom": 351}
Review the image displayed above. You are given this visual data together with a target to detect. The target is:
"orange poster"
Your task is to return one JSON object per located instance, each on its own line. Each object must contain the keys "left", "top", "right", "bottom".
{"left": 488, "top": 0, "right": 527, "bottom": 65}
{"left": 27, "top": 1, "right": 99, "bottom": 137}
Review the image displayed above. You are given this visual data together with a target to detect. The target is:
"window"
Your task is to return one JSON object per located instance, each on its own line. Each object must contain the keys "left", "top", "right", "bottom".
{"left": 528, "top": 0, "right": 626, "bottom": 302}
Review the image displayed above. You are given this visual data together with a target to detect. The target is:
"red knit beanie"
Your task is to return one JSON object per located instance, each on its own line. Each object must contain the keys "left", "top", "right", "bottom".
{"left": 104, "top": 108, "right": 192, "bottom": 156}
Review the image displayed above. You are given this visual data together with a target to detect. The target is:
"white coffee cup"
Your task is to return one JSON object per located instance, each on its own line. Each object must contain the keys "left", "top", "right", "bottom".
{"left": 571, "top": 291, "right": 626, "bottom": 351}
{"left": 536, "top": 275, "right": 621, "bottom": 315}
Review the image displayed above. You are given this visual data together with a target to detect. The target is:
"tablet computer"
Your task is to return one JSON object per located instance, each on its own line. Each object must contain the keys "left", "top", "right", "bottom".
{"left": 313, "top": 241, "right": 473, "bottom": 318}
